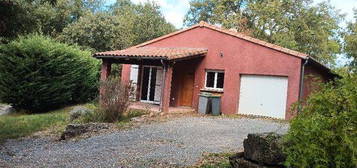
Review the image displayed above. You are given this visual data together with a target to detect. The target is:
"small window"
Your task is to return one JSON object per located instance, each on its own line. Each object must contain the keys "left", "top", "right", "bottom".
{"left": 205, "top": 71, "right": 224, "bottom": 90}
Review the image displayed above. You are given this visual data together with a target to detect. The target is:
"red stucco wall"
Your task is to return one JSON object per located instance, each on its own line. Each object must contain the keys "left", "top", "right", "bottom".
{"left": 122, "top": 27, "right": 303, "bottom": 119}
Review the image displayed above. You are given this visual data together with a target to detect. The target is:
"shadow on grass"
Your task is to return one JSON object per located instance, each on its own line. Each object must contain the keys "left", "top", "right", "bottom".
{"left": 0, "top": 106, "right": 73, "bottom": 143}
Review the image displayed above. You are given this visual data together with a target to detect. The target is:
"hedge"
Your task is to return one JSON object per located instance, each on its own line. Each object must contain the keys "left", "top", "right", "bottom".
{"left": 0, "top": 34, "right": 99, "bottom": 112}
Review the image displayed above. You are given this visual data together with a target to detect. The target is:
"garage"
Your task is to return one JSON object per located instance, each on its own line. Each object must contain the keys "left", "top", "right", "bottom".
{"left": 238, "top": 75, "right": 288, "bottom": 119}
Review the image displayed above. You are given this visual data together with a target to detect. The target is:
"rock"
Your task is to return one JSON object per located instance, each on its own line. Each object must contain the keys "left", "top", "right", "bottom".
{"left": 243, "top": 132, "right": 285, "bottom": 166}
{"left": 60, "top": 123, "right": 109, "bottom": 140}
{"left": 0, "top": 104, "right": 15, "bottom": 115}
{"left": 229, "top": 153, "right": 282, "bottom": 168}
{"left": 69, "top": 106, "right": 92, "bottom": 121}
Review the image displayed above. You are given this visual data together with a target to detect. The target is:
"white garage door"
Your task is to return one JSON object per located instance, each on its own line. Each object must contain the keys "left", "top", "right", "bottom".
{"left": 238, "top": 75, "right": 288, "bottom": 119}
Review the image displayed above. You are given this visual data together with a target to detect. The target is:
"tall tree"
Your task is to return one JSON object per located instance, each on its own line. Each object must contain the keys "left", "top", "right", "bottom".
{"left": 60, "top": 0, "right": 175, "bottom": 52}
{"left": 0, "top": 0, "right": 105, "bottom": 41}
{"left": 344, "top": 9, "right": 357, "bottom": 71}
{"left": 33, "top": 0, "right": 105, "bottom": 36}
{"left": 111, "top": 0, "right": 175, "bottom": 45}
{"left": 59, "top": 12, "right": 134, "bottom": 52}
{"left": 184, "top": 0, "right": 343, "bottom": 65}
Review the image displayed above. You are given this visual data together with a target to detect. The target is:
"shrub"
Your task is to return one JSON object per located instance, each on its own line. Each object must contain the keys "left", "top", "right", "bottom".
{"left": 96, "top": 77, "right": 130, "bottom": 123}
{"left": 283, "top": 74, "right": 357, "bottom": 168}
{"left": 0, "top": 34, "right": 99, "bottom": 113}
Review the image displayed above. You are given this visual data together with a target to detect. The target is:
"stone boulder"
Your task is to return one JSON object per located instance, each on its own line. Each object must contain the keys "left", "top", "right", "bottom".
{"left": 243, "top": 132, "right": 285, "bottom": 166}
{"left": 60, "top": 123, "right": 109, "bottom": 140}
{"left": 69, "top": 106, "right": 92, "bottom": 121}
{"left": 0, "top": 104, "right": 15, "bottom": 115}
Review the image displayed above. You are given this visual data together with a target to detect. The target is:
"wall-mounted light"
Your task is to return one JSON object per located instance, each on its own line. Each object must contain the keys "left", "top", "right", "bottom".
{"left": 220, "top": 52, "right": 224, "bottom": 57}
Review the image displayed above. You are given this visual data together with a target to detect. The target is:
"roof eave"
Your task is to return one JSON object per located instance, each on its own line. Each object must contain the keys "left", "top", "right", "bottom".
{"left": 93, "top": 54, "right": 168, "bottom": 60}
{"left": 306, "top": 56, "right": 340, "bottom": 78}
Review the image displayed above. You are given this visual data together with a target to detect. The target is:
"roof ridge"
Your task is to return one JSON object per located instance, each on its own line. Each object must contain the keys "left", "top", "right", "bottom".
{"left": 200, "top": 22, "right": 308, "bottom": 58}
{"left": 138, "top": 46, "right": 208, "bottom": 50}
{"left": 132, "top": 21, "right": 307, "bottom": 59}
{"left": 131, "top": 23, "right": 201, "bottom": 49}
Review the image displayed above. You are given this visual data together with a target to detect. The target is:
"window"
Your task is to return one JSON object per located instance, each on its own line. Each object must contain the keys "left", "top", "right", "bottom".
{"left": 205, "top": 71, "right": 225, "bottom": 90}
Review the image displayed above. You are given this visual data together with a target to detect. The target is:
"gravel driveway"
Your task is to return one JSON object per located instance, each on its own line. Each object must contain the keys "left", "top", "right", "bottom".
{"left": 0, "top": 117, "right": 288, "bottom": 168}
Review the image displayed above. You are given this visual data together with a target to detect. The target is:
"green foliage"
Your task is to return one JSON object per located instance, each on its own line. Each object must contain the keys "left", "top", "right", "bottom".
{"left": 344, "top": 9, "right": 357, "bottom": 71}
{"left": 0, "top": 105, "right": 70, "bottom": 142}
{"left": 283, "top": 75, "right": 357, "bottom": 168}
{"left": 0, "top": 34, "right": 100, "bottom": 112}
{"left": 60, "top": 0, "right": 175, "bottom": 51}
{"left": 0, "top": 0, "right": 105, "bottom": 41}
{"left": 59, "top": 12, "right": 134, "bottom": 52}
{"left": 112, "top": 1, "right": 176, "bottom": 45}
{"left": 0, "top": 0, "right": 39, "bottom": 40}
{"left": 184, "top": 0, "right": 343, "bottom": 65}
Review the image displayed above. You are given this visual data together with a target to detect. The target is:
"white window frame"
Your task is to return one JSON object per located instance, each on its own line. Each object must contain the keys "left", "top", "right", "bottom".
{"left": 205, "top": 70, "right": 224, "bottom": 90}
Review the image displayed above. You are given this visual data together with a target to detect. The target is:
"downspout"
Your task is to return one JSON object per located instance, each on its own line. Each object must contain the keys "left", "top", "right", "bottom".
{"left": 159, "top": 59, "right": 167, "bottom": 112}
{"left": 298, "top": 57, "right": 309, "bottom": 112}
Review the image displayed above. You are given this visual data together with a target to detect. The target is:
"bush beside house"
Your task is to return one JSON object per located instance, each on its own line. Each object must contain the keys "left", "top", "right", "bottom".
{"left": 0, "top": 34, "right": 99, "bottom": 113}
{"left": 283, "top": 75, "right": 357, "bottom": 168}
{"left": 80, "top": 77, "right": 130, "bottom": 123}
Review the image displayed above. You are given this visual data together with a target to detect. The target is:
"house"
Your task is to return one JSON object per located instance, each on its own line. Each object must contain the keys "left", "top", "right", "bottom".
{"left": 94, "top": 21, "right": 336, "bottom": 120}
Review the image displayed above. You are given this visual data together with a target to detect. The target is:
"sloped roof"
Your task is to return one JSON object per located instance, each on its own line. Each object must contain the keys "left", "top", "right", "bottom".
{"left": 94, "top": 47, "right": 208, "bottom": 60}
{"left": 133, "top": 21, "right": 308, "bottom": 59}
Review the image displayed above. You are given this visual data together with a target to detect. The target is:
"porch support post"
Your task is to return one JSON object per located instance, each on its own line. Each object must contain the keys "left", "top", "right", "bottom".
{"left": 99, "top": 59, "right": 112, "bottom": 104}
{"left": 136, "top": 65, "right": 143, "bottom": 101}
{"left": 100, "top": 59, "right": 112, "bottom": 81}
{"left": 160, "top": 65, "right": 173, "bottom": 113}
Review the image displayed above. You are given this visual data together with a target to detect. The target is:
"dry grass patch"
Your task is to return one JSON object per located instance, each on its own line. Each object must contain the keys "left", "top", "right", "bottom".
{"left": 190, "top": 152, "right": 236, "bottom": 168}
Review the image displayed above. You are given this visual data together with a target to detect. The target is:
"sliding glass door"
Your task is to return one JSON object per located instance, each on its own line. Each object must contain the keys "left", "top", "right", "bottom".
{"left": 140, "top": 66, "right": 162, "bottom": 104}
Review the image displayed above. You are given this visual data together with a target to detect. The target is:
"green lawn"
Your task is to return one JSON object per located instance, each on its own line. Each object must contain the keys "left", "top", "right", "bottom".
{"left": 0, "top": 104, "right": 147, "bottom": 143}
{"left": 0, "top": 106, "right": 71, "bottom": 142}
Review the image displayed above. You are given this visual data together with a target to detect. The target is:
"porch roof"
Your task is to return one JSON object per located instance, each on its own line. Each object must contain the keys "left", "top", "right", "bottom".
{"left": 94, "top": 47, "right": 208, "bottom": 61}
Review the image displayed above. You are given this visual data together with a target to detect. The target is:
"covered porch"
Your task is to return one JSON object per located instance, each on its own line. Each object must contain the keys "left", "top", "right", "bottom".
{"left": 94, "top": 47, "right": 208, "bottom": 113}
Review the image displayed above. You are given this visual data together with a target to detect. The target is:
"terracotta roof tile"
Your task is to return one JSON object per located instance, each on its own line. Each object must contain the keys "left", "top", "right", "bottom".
{"left": 94, "top": 47, "right": 208, "bottom": 60}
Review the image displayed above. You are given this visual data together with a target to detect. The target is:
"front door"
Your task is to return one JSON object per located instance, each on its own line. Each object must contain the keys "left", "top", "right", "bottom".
{"left": 179, "top": 72, "right": 194, "bottom": 106}
{"left": 140, "top": 66, "right": 162, "bottom": 104}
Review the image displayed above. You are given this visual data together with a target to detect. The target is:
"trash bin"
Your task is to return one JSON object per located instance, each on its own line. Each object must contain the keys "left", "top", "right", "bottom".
{"left": 210, "top": 94, "right": 221, "bottom": 116}
{"left": 198, "top": 92, "right": 221, "bottom": 115}
{"left": 198, "top": 92, "right": 211, "bottom": 114}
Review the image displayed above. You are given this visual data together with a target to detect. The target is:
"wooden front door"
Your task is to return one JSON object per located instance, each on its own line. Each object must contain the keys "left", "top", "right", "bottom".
{"left": 179, "top": 72, "right": 194, "bottom": 106}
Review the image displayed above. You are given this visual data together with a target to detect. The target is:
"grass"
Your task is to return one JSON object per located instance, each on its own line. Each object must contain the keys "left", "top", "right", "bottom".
{"left": 0, "top": 103, "right": 148, "bottom": 143}
{"left": 191, "top": 152, "right": 236, "bottom": 168}
{"left": 0, "top": 106, "right": 73, "bottom": 142}
{"left": 116, "top": 109, "right": 148, "bottom": 128}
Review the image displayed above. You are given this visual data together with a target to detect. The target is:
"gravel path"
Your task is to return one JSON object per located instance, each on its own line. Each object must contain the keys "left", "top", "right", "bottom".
{"left": 0, "top": 117, "right": 288, "bottom": 168}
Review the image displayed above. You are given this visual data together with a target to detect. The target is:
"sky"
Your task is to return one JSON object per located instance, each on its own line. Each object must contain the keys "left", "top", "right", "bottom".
{"left": 127, "top": 0, "right": 357, "bottom": 29}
